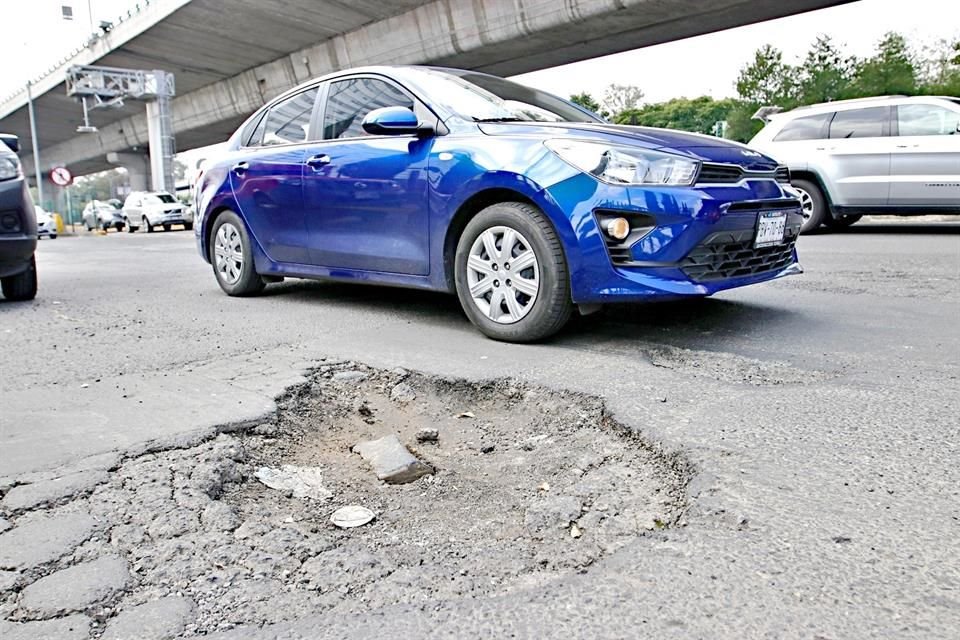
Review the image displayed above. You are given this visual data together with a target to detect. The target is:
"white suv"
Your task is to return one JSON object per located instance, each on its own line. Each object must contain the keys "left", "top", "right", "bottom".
{"left": 749, "top": 96, "right": 960, "bottom": 233}
{"left": 123, "top": 191, "right": 193, "bottom": 233}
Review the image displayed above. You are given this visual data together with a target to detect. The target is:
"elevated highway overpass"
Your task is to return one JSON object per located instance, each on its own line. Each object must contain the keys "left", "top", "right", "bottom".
{"left": 0, "top": 0, "right": 851, "bottom": 190}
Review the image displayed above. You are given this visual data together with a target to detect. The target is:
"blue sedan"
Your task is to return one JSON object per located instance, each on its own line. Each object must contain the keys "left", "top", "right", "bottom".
{"left": 195, "top": 66, "right": 802, "bottom": 342}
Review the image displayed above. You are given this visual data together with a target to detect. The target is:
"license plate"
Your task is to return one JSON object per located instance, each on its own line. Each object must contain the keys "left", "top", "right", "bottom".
{"left": 755, "top": 211, "right": 787, "bottom": 248}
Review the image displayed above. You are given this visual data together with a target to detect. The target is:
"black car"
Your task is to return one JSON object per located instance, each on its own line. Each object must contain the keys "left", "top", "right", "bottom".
{"left": 0, "top": 134, "right": 37, "bottom": 301}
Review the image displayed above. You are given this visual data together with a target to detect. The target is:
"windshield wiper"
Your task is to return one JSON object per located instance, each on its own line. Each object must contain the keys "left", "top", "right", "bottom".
{"left": 472, "top": 117, "right": 528, "bottom": 123}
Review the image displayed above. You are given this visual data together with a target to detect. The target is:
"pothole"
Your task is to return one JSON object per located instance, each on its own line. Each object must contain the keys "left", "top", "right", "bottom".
{"left": 0, "top": 363, "right": 689, "bottom": 636}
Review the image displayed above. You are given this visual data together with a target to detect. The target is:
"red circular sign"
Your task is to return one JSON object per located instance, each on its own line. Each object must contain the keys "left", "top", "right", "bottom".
{"left": 50, "top": 166, "right": 73, "bottom": 187}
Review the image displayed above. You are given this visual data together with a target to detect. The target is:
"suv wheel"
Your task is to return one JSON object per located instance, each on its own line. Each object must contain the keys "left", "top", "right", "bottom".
{"left": 792, "top": 179, "right": 826, "bottom": 234}
{"left": 143, "top": 217, "right": 153, "bottom": 233}
{"left": 2, "top": 255, "right": 38, "bottom": 301}
{"left": 825, "top": 213, "right": 862, "bottom": 230}
{"left": 454, "top": 202, "right": 573, "bottom": 342}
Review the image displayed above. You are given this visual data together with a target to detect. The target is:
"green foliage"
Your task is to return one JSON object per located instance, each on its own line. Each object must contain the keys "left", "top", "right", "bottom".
{"left": 917, "top": 38, "right": 960, "bottom": 96}
{"left": 614, "top": 96, "right": 739, "bottom": 135}
{"left": 735, "top": 45, "right": 798, "bottom": 109}
{"left": 798, "top": 35, "right": 856, "bottom": 103}
{"left": 602, "top": 83, "right": 644, "bottom": 117}
{"left": 849, "top": 32, "right": 918, "bottom": 96}
{"left": 569, "top": 92, "right": 601, "bottom": 114}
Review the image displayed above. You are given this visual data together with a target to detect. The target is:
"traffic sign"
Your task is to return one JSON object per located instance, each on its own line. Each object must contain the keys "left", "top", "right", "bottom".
{"left": 50, "top": 166, "right": 73, "bottom": 187}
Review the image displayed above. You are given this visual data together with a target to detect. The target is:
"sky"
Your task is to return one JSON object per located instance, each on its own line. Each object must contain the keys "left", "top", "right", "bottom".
{"left": 0, "top": 0, "right": 957, "bottom": 166}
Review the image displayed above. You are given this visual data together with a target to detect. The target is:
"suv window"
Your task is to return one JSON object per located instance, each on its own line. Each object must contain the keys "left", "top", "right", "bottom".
{"left": 897, "top": 104, "right": 960, "bottom": 136}
{"left": 323, "top": 78, "right": 414, "bottom": 140}
{"left": 773, "top": 113, "right": 831, "bottom": 141}
{"left": 829, "top": 107, "right": 888, "bottom": 139}
{"left": 260, "top": 87, "right": 319, "bottom": 146}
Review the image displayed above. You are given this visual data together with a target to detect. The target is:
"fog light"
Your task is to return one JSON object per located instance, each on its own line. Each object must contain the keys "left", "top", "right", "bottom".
{"left": 1, "top": 213, "right": 19, "bottom": 231}
{"left": 605, "top": 217, "right": 630, "bottom": 241}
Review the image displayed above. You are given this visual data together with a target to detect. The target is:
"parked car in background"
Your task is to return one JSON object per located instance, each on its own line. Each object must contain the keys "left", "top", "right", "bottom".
{"left": 750, "top": 95, "right": 960, "bottom": 233}
{"left": 123, "top": 191, "right": 193, "bottom": 232}
{"left": 0, "top": 133, "right": 38, "bottom": 301}
{"left": 195, "top": 65, "right": 802, "bottom": 342}
{"left": 35, "top": 206, "right": 57, "bottom": 239}
{"left": 83, "top": 200, "right": 125, "bottom": 232}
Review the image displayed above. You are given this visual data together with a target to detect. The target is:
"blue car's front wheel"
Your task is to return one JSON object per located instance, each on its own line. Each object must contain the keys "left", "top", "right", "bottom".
{"left": 454, "top": 202, "right": 573, "bottom": 342}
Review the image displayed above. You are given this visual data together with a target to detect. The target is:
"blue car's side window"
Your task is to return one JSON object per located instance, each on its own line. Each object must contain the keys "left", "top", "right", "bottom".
{"left": 259, "top": 87, "right": 319, "bottom": 147}
{"left": 323, "top": 78, "right": 414, "bottom": 140}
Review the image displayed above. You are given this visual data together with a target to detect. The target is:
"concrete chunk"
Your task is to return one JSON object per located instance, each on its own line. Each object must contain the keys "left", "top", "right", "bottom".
{"left": 20, "top": 555, "right": 132, "bottom": 619}
{"left": 0, "top": 614, "right": 91, "bottom": 640}
{"left": 2, "top": 469, "right": 110, "bottom": 512}
{"left": 101, "top": 596, "right": 196, "bottom": 640}
{"left": 353, "top": 434, "right": 432, "bottom": 484}
{"left": 0, "top": 512, "right": 99, "bottom": 570}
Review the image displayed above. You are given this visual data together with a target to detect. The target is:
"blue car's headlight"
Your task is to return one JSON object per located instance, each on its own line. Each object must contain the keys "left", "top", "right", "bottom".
{"left": 545, "top": 139, "right": 699, "bottom": 186}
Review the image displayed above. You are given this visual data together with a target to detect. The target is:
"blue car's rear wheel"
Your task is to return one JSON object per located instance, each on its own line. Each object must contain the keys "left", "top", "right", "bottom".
{"left": 210, "top": 211, "right": 265, "bottom": 296}
{"left": 455, "top": 202, "right": 572, "bottom": 342}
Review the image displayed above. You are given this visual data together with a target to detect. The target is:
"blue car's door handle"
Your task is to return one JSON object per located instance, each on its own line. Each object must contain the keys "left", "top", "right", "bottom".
{"left": 306, "top": 154, "right": 331, "bottom": 169}
{"left": 232, "top": 161, "right": 249, "bottom": 174}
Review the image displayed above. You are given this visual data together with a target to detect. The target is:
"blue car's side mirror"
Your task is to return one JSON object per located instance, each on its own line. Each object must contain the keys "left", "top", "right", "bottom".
{"left": 361, "top": 107, "right": 422, "bottom": 136}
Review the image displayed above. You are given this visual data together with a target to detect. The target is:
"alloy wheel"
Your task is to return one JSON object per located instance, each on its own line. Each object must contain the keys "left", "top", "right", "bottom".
{"left": 796, "top": 186, "right": 814, "bottom": 222}
{"left": 214, "top": 222, "right": 244, "bottom": 285}
{"left": 466, "top": 225, "right": 540, "bottom": 324}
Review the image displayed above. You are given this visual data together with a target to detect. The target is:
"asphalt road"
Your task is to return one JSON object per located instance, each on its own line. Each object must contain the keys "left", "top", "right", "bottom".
{"left": 1, "top": 220, "right": 958, "bottom": 638}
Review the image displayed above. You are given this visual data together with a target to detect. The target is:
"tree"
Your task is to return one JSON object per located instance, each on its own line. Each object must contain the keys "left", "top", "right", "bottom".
{"left": 851, "top": 32, "right": 918, "bottom": 96}
{"left": 569, "top": 92, "right": 601, "bottom": 114}
{"left": 615, "top": 96, "right": 739, "bottom": 135}
{"left": 602, "top": 84, "right": 644, "bottom": 117}
{"left": 735, "top": 45, "right": 798, "bottom": 108}
{"left": 797, "top": 35, "right": 856, "bottom": 103}
{"left": 918, "top": 38, "right": 960, "bottom": 96}
{"left": 173, "top": 158, "right": 187, "bottom": 182}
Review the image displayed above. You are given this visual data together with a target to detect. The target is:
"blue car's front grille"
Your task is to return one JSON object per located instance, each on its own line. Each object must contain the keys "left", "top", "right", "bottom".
{"left": 696, "top": 164, "right": 791, "bottom": 185}
{"left": 681, "top": 228, "right": 796, "bottom": 282}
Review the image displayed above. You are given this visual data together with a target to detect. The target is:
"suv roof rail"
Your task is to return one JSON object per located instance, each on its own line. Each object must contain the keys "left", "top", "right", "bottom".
{"left": 790, "top": 95, "right": 909, "bottom": 112}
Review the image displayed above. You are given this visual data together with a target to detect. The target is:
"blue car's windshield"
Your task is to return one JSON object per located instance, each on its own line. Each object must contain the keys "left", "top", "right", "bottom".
{"left": 411, "top": 68, "right": 602, "bottom": 124}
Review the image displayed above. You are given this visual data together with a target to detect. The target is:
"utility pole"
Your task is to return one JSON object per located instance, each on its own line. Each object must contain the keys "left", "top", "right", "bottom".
{"left": 26, "top": 81, "right": 44, "bottom": 208}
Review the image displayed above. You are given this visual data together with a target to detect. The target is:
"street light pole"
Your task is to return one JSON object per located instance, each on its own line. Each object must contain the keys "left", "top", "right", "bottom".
{"left": 26, "top": 81, "right": 44, "bottom": 208}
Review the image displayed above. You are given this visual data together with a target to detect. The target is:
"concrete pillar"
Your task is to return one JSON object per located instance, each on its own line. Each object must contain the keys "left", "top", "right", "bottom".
{"left": 106, "top": 152, "right": 149, "bottom": 192}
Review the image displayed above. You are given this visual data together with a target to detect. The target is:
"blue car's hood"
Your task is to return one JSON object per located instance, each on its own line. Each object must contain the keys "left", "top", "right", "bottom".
{"left": 477, "top": 122, "right": 779, "bottom": 171}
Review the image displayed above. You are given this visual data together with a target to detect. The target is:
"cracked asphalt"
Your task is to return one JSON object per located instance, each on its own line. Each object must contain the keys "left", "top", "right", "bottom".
{"left": 0, "top": 219, "right": 958, "bottom": 638}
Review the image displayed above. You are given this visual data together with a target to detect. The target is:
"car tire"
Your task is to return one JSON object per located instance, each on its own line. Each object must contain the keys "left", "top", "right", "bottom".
{"left": 143, "top": 217, "right": 153, "bottom": 233}
{"left": 825, "top": 213, "right": 862, "bottom": 230}
{"left": 791, "top": 179, "right": 827, "bottom": 234}
{"left": 2, "top": 255, "right": 38, "bottom": 301}
{"left": 184, "top": 222, "right": 194, "bottom": 231}
{"left": 454, "top": 201, "right": 573, "bottom": 343}
{"left": 50, "top": 234, "right": 57, "bottom": 240}
{"left": 126, "top": 222, "right": 134, "bottom": 233}
{"left": 162, "top": 223, "right": 171, "bottom": 231}
{"left": 117, "top": 223, "right": 125, "bottom": 232}
{"left": 209, "top": 210, "right": 265, "bottom": 296}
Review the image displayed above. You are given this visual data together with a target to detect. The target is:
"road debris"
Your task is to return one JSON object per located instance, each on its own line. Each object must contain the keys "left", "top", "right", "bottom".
{"left": 415, "top": 427, "right": 439, "bottom": 443}
{"left": 353, "top": 435, "right": 432, "bottom": 484}
{"left": 389, "top": 382, "right": 417, "bottom": 403}
{"left": 253, "top": 465, "right": 333, "bottom": 501}
{"left": 330, "top": 505, "right": 376, "bottom": 529}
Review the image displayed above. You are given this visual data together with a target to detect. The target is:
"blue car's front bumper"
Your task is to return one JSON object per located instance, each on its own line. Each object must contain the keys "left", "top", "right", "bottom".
{"left": 541, "top": 173, "right": 802, "bottom": 304}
